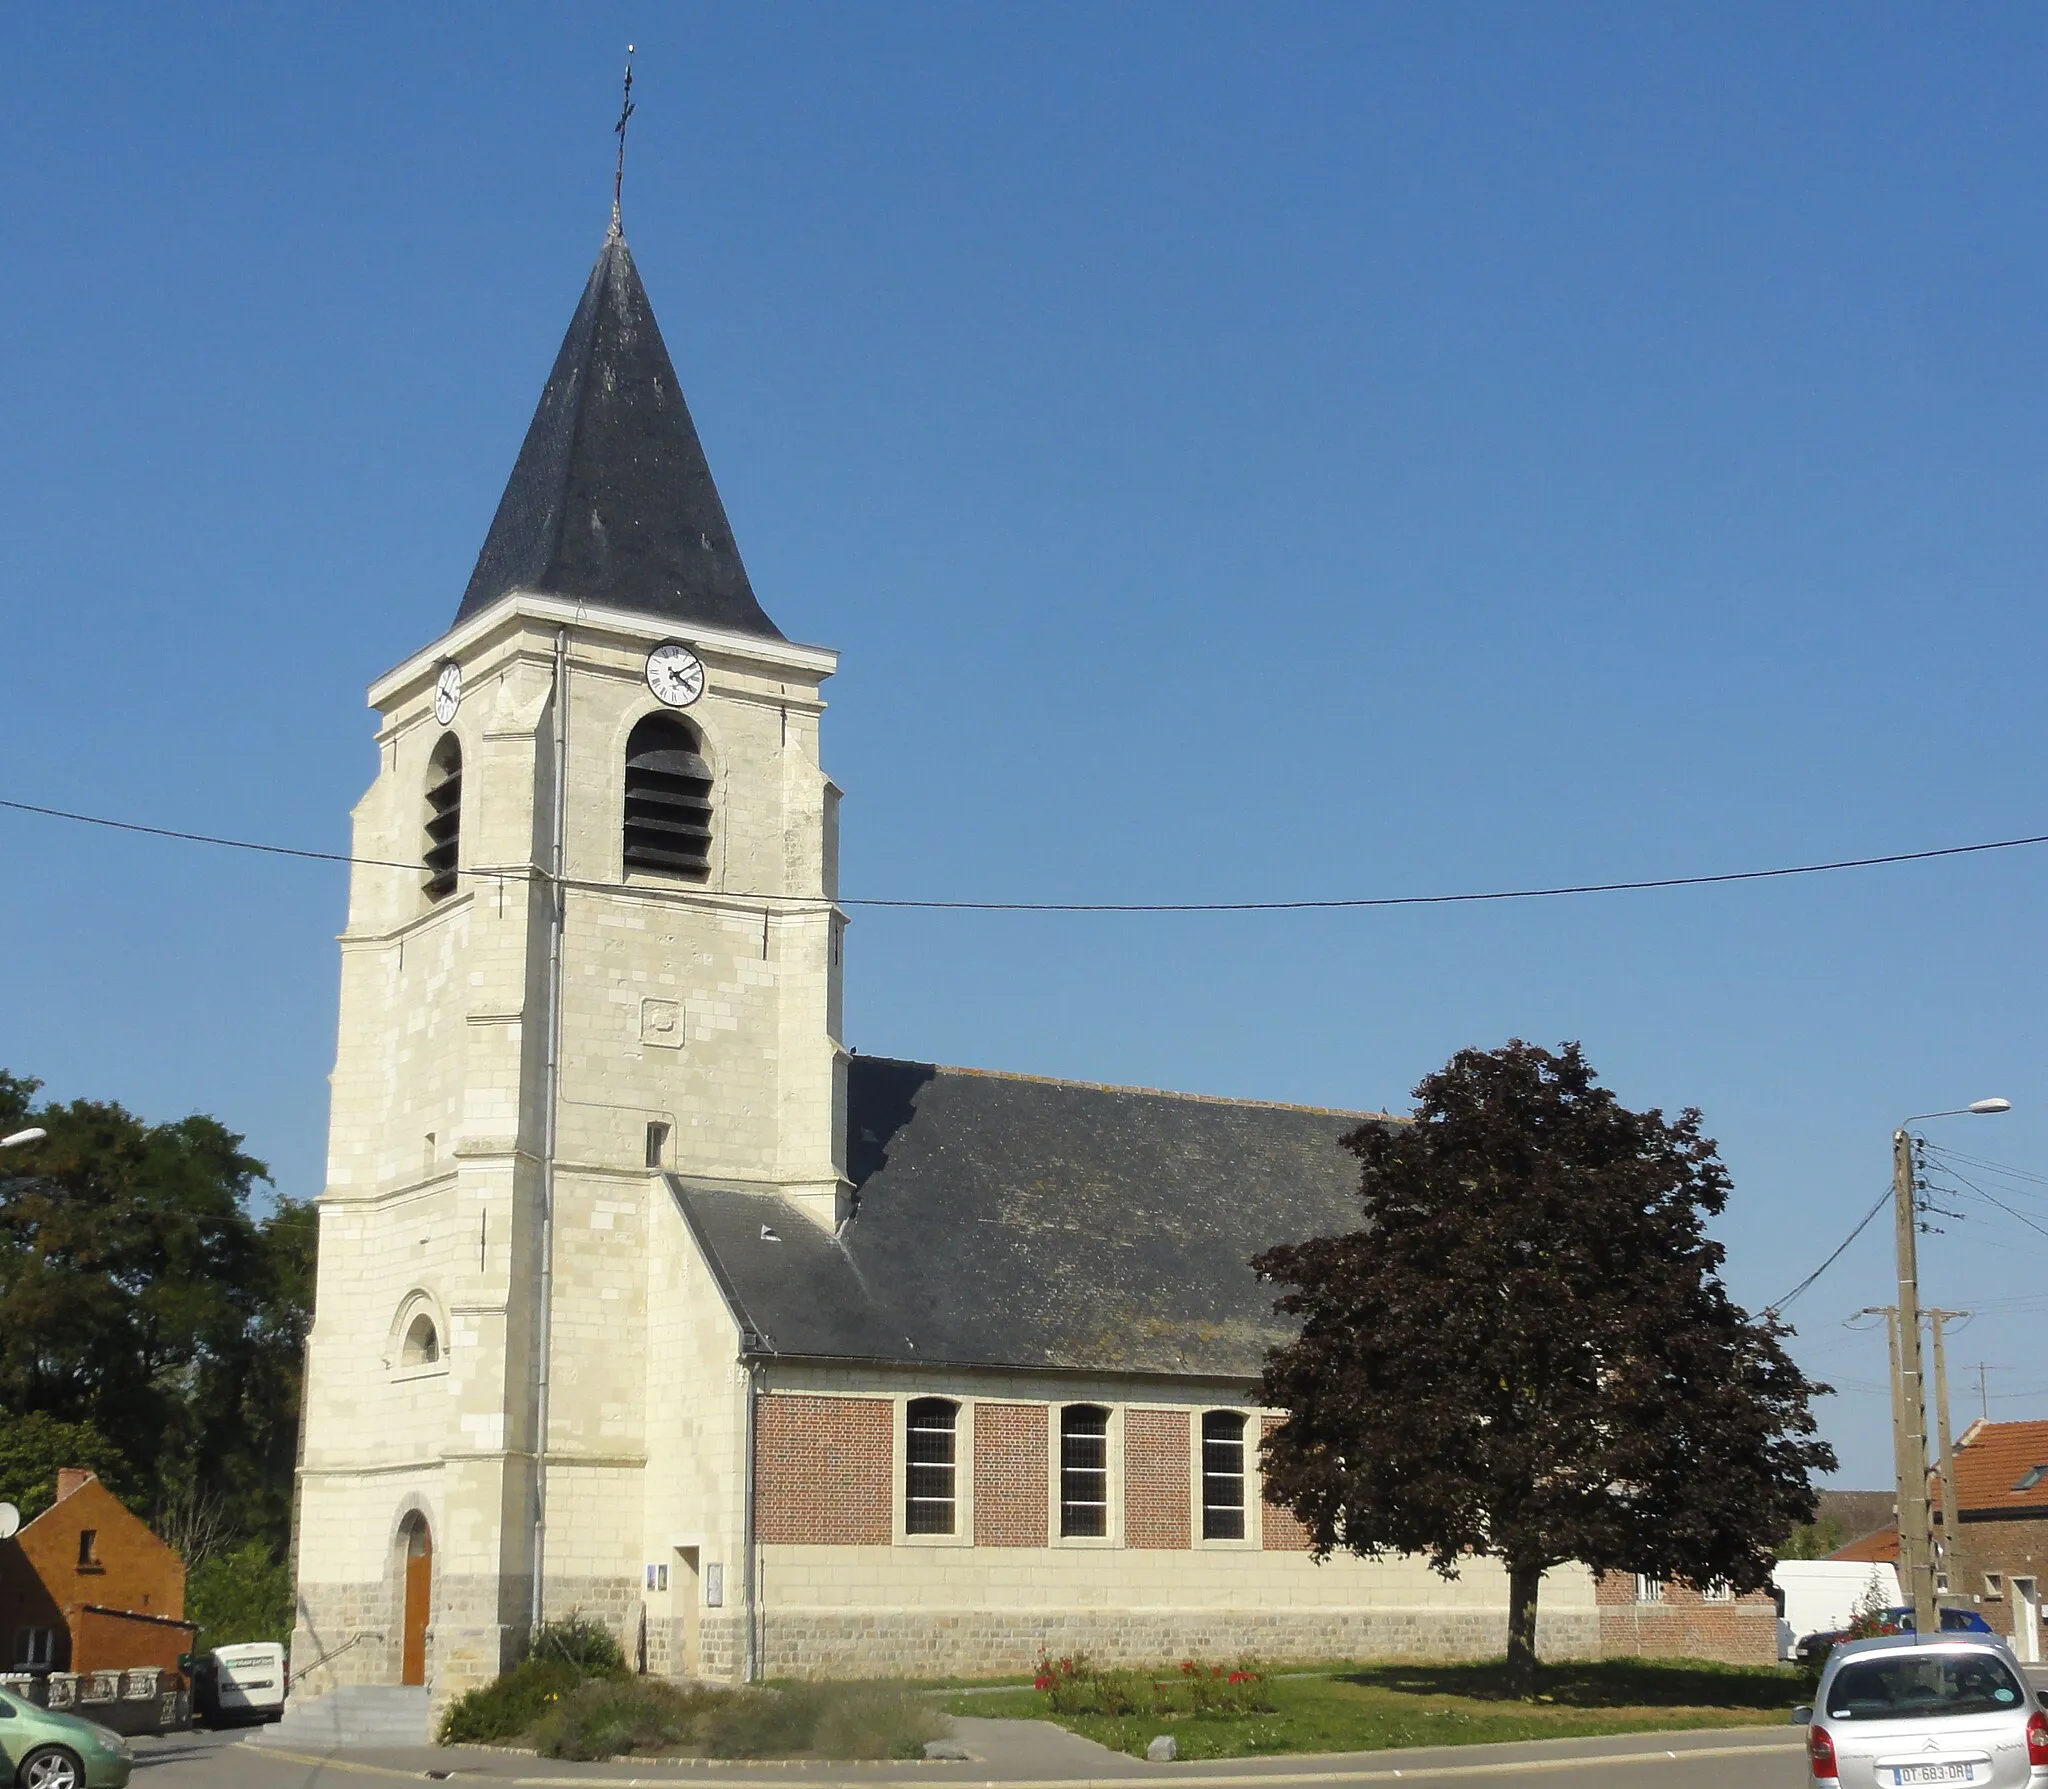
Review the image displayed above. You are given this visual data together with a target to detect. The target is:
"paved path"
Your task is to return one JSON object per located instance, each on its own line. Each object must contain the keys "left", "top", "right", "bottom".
{"left": 129, "top": 1721, "right": 1807, "bottom": 1789}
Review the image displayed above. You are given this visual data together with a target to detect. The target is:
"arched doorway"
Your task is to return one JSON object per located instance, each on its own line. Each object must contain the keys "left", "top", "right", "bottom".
{"left": 397, "top": 1513, "right": 433, "bottom": 1686}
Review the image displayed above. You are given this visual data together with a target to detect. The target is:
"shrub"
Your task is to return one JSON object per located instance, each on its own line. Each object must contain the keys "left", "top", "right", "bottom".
{"left": 437, "top": 1657, "right": 584, "bottom": 1745}
{"left": 703, "top": 1683, "right": 947, "bottom": 1760}
{"left": 526, "top": 1614, "right": 626, "bottom": 1673}
{"left": 811, "top": 1684, "right": 950, "bottom": 1760}
{"left": 531, "top": 1677, "right": 728, "bottom": 1761}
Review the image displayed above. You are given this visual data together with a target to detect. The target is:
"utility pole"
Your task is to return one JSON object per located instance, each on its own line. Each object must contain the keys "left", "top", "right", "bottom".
{"left": 1865, "top": 1305, "right": 1920, "bottom": 1606}
{"left": 1893, "top": 1126, "right": 1937, "bottom": 1633}
{"left": 1928, "top": 1309, "right": 1969, "bottom": 1604}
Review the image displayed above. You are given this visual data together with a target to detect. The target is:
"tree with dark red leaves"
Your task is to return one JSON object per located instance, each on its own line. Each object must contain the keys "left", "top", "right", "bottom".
{"left": 1254, "top": 1041, "right": 1832, "bottom": 1699}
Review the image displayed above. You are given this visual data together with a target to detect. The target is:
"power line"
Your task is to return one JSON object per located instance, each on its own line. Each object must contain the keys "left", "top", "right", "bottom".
{"left": 1921, "top": 1155, "right": 2048, "bottom": 1247}
{"left": 6, "top": 794, "right": 2048, "bottom": 915}
{"left": 1766, "top": 1185, "right": 1893, "bottom": 1315}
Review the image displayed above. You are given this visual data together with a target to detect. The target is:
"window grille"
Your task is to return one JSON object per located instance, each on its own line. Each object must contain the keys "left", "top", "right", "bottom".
{"left": 1202, "top": 1411, "right": 1247, "bottom": 1539}
{"left": 904, "top": 1398, "right": 957, "bottom": 1535}
{"left": 423, "top": 732, "right": 462, "bottom": 900}
{"left": 623, "top": 713, "right": 713, "bottom": 878}
{"left": 1633, "top": 1574, "right": 1664, "bottom": 1604}
{"left": 1060, "top": 1405, "right": 1110, "bottom": 1537}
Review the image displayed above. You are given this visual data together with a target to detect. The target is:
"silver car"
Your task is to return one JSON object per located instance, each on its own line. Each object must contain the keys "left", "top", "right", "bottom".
{"left": 1807, "top": 1632, "right": 2048, "bottom": 1787}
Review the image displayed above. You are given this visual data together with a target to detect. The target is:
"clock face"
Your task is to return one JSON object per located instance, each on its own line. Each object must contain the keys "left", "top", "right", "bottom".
{"left": 647, "top": 642, "right": 706, "bottom": 708}
{"left": 433, "top": 661, "right": 462, "bottom": 726}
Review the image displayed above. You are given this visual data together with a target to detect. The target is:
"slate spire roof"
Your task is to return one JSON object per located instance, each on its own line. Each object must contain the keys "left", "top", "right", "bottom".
{"left": 454, "top": 227, "right": 783, "bottom": 639}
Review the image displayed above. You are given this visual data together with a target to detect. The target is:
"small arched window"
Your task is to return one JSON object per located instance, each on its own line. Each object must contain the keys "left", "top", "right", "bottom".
{"left": 423, "top": 733, "right": 462, "bottom": 900}
{"left": 1201, "top": 1411, "right": 1247, "bottom": 1539}
{"left": 400, "top": 1312, "right": 440, "bottom": 1367}
{"left": 623, "top": 714, "right": 713, "bottom": 879}
{"left": 904, "top": 1398, "right": 958, "bottom": 1535}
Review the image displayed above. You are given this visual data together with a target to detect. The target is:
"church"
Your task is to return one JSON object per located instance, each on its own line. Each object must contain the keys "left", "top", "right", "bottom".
{"left": 289, "top": 211, "right": 1767, "bottom": 1710}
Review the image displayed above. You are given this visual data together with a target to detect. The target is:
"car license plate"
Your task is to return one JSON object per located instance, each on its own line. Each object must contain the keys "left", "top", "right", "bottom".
{"left": 1892, "top": 1767, "right": 1972, "bottom": 1786}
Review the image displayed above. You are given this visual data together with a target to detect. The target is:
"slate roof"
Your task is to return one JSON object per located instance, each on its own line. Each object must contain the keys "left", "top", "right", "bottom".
{"left": 671, "top": 1056, "right": 1384, "bottom": 1379}
{"left": 455, "top": 229, "right": 783, "bottom": 639}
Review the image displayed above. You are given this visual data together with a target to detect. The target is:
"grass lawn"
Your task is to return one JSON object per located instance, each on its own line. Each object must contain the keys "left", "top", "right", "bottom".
{"left": 939, "top": 1658, "right": 1805, "bottom": 1760}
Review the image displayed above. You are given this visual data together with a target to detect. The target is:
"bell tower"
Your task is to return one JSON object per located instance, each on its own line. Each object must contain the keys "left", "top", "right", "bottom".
{"left": 293, "top": 223, "right": 845, "bottom": 1701}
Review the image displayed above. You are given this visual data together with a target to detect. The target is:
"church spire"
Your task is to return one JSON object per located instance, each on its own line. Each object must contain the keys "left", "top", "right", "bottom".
{"left": 455, "top": 210, "right": 783, "bottom": 637}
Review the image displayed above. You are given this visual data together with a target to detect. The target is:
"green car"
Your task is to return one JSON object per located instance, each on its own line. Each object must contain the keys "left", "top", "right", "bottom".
{"left": 0, "top": 1689, "right": 133, "bottom": 1789}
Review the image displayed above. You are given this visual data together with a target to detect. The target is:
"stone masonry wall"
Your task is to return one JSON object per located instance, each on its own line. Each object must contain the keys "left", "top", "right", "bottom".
{"left": 973, "top": 1404, "right": 1048, "bottom": 1548}
{"left": 1125, "top": 1408, "right": 1191, "bottom": 1550}
{"left": 756, "top": 1606, "right": 1601, "bottom": 1681}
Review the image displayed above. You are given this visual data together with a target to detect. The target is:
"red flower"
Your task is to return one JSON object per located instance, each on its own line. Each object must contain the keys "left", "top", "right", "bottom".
{"left": 1034, "top": 1676, "right": 1053, "bottom": 1691}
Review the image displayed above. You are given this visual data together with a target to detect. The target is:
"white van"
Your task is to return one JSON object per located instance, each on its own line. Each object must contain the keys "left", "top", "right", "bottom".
{"left": 193, "top": 1642, "right": 288, "bottom": 1725}
{"left": 1771, "top": 1560, "right": 1900, "bottom": 1660}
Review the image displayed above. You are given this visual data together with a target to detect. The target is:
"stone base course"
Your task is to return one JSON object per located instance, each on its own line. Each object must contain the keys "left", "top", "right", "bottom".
{"left": 755, "top": 1606, "right": 1600, "bottom": 1679}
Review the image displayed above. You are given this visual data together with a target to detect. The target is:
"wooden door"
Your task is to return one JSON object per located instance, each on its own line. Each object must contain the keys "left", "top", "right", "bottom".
{"left": 400, "top": 1523, "right": 432, "bottom": 1685}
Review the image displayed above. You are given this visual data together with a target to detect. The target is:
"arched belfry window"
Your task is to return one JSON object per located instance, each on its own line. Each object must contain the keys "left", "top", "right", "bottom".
{"left": 623, "top": 713, "right": 713, "bottom": 879}
{"left": 400, "top": 1312, "right": 440, "bottom": 1367}
{"left": 423, "top": 733, "right": 462, "bottom": 900}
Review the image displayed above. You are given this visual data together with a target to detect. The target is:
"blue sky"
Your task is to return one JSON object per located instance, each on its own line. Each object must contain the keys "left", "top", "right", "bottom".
{"left": 4, "top": 4, "right": 2047, "bottom": 1488}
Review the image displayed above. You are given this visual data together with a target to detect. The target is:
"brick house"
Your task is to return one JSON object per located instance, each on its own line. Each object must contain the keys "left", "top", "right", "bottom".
{"left": 1591, "top": 1571, "right": 1776, "bottom": 1661}
{"left": 290, "top": 212, "right": 1777, "bottom": 1710}
{"left": 1823, "top": 1419, "right": 2048, "bottom": 1664}
{"left": 0, "top": 1471, "right": 193, "bottom": 1675}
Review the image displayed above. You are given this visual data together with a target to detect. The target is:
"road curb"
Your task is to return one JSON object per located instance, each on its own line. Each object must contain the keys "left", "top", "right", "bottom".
{"left": 236, "top": 1732, "right": 1805, "bottom": 1787}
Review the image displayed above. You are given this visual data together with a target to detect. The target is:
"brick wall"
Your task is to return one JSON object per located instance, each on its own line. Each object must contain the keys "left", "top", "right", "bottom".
{"left": 0, "top": 1477, "right": 186, "bottom": 1675}
{"left": 1125, "top": 1409, "right": 1191, "bottom": 1549}
{"left": 755, "top": 1395, "right": 891, "bottom": 1546}
{"left": 1260, "top": 1418, "right": 1315, "bottom": 1551}
{"left": 973, "top": 1404, "right": 1048, "bottom": 1547}
{"left": 1593, "top": 1572, "right": 1776, "bottom": 1664}
{"left": 1956, "top": 1514, "right": 2048, "bottom": 1654}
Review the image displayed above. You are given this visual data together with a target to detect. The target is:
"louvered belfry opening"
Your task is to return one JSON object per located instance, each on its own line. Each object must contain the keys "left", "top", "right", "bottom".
{"left": 624, "top": 713, "right": 713, "bottom": 879}
{"left": 423, "top": 733, "right": 463, "bottom": 900}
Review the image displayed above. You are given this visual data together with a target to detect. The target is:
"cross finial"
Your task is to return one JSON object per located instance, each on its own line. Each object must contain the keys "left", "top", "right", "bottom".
{"left": 611, "top": 44, "right": 637, "bottom": 235}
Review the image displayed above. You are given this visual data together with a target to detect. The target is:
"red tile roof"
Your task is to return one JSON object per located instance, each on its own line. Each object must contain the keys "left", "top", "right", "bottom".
{"left": 1953, "top": 1419, "right": 2048, "bottom": 1515}
{"left": 1831, "top": 1525, "right": 1900, "bottom": 1564}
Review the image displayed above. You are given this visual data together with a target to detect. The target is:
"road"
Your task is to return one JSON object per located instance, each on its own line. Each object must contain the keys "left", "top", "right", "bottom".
{"left": 129, "top": 1722, "right": 1812, "bottom": 1788}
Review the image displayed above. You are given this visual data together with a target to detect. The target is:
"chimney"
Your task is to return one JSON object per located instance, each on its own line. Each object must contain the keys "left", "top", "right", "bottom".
{"left": 54, "top": 1468, "right": 96, "bottom": 1502}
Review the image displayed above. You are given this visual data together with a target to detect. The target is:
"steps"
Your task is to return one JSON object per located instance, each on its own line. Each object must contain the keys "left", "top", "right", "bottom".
{"left": 250, "top": 1684, "right": 430, "bottom": 1748}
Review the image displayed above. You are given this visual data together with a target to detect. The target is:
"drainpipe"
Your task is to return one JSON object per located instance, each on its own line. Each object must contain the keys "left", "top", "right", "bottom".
{"left": 743, "top": 1357, "right": 762, "bottom": 1682}
{"left": 531, "top": 626, "right": 569, "bottom": 1635}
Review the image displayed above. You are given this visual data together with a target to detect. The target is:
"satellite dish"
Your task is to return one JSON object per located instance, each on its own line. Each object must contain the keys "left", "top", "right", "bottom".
{"left": 0, "top": 1504, "right": 19, "bottom": 1540}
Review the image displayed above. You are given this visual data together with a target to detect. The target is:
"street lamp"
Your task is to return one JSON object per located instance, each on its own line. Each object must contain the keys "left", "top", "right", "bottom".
{"left": 0, "top": 1129, "right": 45, "bottom": 1150}
{"left": 1893, "top": 1097, "right": 2009, "bottom": 1635}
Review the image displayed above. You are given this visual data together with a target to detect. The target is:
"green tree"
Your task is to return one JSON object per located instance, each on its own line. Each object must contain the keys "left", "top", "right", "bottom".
{"left": 0, "top": 1071, "right": 309, "bottom": 1552}
{"left": 0, "top": 1411, "right": 130, "bottom": 1521}
{"left": 1254, "top": 1040, "right": 1834, "bottom": 1699}
{"left": 186, "top": 1539, "right": 297, "bottom": 1648}
{"left": 1776, "top": 1513, "right": 1847, "bottom": 1560}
